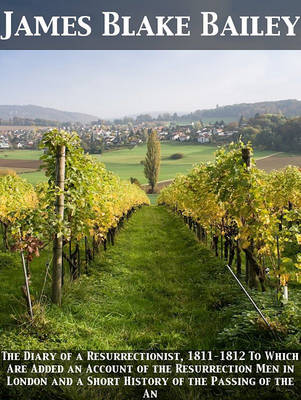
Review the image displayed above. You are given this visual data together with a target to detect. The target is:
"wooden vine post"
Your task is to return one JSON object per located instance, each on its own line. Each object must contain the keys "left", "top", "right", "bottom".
{"left": 21, "top": 249, "right": 33, "bottom": 319}
{"left": 241, "top": 147, "right": 251, "bottom": 168}
{"left": 242, "top": 147, "right": 263, "bottom": 290}
{"left": 52, "top": 145, "right": 66, "bottom": 306}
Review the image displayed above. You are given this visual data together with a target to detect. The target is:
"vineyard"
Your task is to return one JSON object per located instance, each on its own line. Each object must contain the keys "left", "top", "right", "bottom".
{"left": 158, "top": 142, "right": 301, "bottom": 314}
{"left": 0, "top": 133, "right": 300, "bottom": 399}
{"left": 0, "top": 133, "right": 299, "bottom": 337}
{"left": 0, "top": 134, "right": 299, "bottom": 338}
{"left": 0, "top": 129, "right": 149, "bottom": 311}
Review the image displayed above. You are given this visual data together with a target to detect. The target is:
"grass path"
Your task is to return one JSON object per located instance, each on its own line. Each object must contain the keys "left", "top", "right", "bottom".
{"left": 255, "top": 152, "right": 283, "bottom": 161}
{"left": 87, "top": 205, "right": 240, "bottom": 350}
{"left": 0, "top": 206, "right": 239, "bottom": 351}
{"left": 0, "top": 206, "right": 299, "bottom": 400}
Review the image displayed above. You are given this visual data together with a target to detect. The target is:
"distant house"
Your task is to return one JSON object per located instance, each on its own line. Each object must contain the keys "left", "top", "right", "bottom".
{"left": 176, "top": 124, "right": 194, "bottom": 129}
{"left": 199, "top": 130, "right": 212, "bottom": 136}
{"left": 224, "top": 131, "right": 238, "bottom": 136}
{"left": 179, "top": 135, "right": 190, "bottom": 142}
{"left": 198, "top": 136, "right": 209, "bottom": 144}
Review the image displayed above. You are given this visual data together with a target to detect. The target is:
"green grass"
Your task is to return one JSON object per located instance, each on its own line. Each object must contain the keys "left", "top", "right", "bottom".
{"left": 0, "top": 207, "right": 299, "bottom": 399}
{"left": 94, "top": 143, "right": 274, "bottom": 184}
{"left": 0, "top": 206, "right": 239, "bottom": 350}
{"left": 147, "top": 194, "right": 159, "bottom": 205}
{"left": 95, "top": 143, "right": 219, "bottom": 183}
{"left": 277, "top": 152, "right": 301, "bottom": 157}
{"left": 1, "top": 144, "right": 275, "bottom": 185}
{"left": 0, "top": 250, "right": 50, "bottom": 328}
{"left": 201, "top": 117, "right": 237, "bottom": 125}
{"left": 19, "top": 170, "right": 45, "bottom": 184}
{"left": 0, "top": 149, "right": 43, "bottom": 160}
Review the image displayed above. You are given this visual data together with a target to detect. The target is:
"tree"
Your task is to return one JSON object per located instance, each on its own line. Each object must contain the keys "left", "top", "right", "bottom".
{"left": 226, "top": 121, "right": 238, "bottom": 131}
{"left": 194, "top": 121, "right": 203, "bottom": 131}
{"left": 239, "top": 115, "right": 245, "bottom": 127}
{"left": 144, "top": 130, "right": 160, "bottom": 193}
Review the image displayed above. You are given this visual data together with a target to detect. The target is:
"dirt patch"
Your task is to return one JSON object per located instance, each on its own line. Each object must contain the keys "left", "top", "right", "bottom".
{"left": 141, "top": 179, "right": 173, "bottom": 193}
{"left": 0, "top": 159, "right": 42, "bottom": 169}
{"left": 256, "top": 155, "right": 301, "bottom": 172}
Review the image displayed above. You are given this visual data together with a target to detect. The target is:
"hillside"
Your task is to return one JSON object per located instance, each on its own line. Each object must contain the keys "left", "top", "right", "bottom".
{"left": 0, "top": 104, "right": 99, "bottom": 124}
{"left": 120, "top": 100, "right": 301, "bottom": 124}
{"left": 181, "top": 99, "right": 301, "bottom": 121}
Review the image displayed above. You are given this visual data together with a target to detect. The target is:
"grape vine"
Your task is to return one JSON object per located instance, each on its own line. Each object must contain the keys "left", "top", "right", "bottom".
{"left": 158, "top": 142, "right": 301, "bottom": 300}
{"left": 0, "top": 129, "right": 150, "bottom": 308}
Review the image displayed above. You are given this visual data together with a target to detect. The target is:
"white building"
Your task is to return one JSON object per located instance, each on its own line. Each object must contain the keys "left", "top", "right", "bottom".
{"left": 198, "top": 136, "right": 209, "bottom": 144}
{"left": 179, "top": 135, "right": 190, "bottom": 142}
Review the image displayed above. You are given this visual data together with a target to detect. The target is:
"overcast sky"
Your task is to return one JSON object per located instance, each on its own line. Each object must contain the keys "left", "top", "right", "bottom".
{"left": 0, "top": 50, "right": 300, "bottom": 119}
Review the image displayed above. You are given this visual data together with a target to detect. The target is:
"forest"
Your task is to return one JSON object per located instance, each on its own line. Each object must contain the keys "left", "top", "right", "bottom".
{"left": 236, "top": 114, "right": 301, "bottom": 152}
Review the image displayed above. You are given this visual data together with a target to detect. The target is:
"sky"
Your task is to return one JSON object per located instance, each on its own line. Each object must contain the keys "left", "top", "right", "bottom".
{"left": 0, "top": 50, "right": 300, "bottom": 119}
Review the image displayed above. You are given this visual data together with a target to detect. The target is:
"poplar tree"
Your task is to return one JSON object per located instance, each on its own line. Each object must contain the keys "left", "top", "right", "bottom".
{"left": 144, "top": 130, "right": 161, "bottom": 193}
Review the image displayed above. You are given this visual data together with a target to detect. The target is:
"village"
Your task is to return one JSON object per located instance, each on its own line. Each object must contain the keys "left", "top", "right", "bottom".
{"left": 0, "top": 119, "right": 239, "bottom": 152}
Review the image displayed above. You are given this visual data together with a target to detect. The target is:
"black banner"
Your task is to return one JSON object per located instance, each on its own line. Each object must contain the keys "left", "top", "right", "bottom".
{"left": 0, "top": 0, "right": 301, "bottom": 50}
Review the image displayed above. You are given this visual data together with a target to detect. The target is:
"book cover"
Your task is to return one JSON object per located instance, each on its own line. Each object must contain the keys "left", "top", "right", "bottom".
{"left": 0, "top": 1, "right": 300, "bottom": 399}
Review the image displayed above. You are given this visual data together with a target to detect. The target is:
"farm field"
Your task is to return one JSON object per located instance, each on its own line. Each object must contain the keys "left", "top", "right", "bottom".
{"left": 0, "top": 159, "right": 41, "bottom": 169}
{"left": 0, "top": 145, "right": 298, "bottom": 185}
{"left": 0, "top": 125, "right": 55, "bottom": 132}
{"left": 256, "top": 153, "right": 301, "bottom": 172}
{"left": 0, "top": 149, "right": 43, "bottom": 160}
{"left": 19, "top": 170, "right": 46, "bottom": 184}
{"left": 95, "top": 144, "right": 274, "bottom": 183}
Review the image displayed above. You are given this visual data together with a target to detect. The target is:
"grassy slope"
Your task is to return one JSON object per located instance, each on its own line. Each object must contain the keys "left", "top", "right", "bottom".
{"left": 12, "top": 144, "right": 274, "bottom": 184}
{"left": 0, "top": 150, "right": 44, "bottom": 184}
{"left": 95, "top": 144, "right": 273, "bottom": 183}
{"left": 0, "top": 206, "right": 239, "bottom": 350}
{"left": 0, "top": 150, "right": 43, "bottom": 160}
{"left": 19, "top": 170, "right": 46, "bottom": 185}
{"left": 147, "top": 194, "right": 159, "bottom": 205}
{"left": 96, "top": 143, "right": 217, "bottom": 183}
